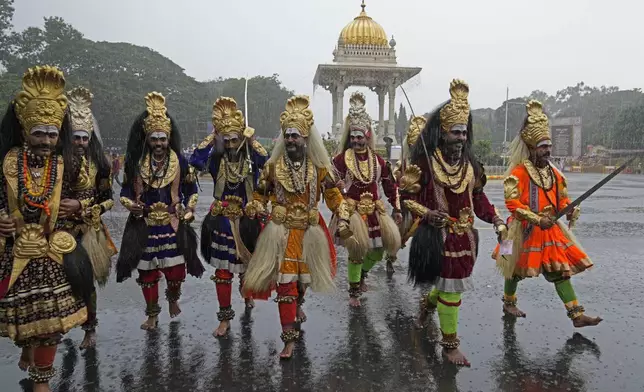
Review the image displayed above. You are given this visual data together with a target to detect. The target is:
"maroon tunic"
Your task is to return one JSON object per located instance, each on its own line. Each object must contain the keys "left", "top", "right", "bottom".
{"left": 333, "top": 149, "right": 399, "bottom": 248}
{"left": 407, "top": 158, "right": 498, "bottom": 292}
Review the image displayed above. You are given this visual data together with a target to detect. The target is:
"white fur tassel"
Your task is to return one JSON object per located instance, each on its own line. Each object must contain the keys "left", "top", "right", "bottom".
{"left": 244, "top": 221, "right": 287, "bottom": 292}
{"left": 302, "top": 225, "right": 335, "bottom": 292}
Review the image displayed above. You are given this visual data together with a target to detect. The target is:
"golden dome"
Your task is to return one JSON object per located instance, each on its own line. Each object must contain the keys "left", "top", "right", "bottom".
{"left": 339, "top": 1, "right": 389, "bottom": 47}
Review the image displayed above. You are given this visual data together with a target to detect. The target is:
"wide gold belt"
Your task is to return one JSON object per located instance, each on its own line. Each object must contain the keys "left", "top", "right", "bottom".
{"left": 446, "top": 207, "right": 474, "bottom": 235}
{"left": 210, "top": 195, "right": 244, "bottom": 220}
{"left": 146, "top": 202, "right": 171, "bottom": 226}
{"left": 271, "top": 202, "right": 319, "bottom": 230}
{"left": 346, "top": 192, "right": 385, "bottom": 216}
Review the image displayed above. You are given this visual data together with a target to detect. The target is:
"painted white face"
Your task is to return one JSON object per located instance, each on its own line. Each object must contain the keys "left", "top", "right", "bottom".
{"left": 28, "top": 125, "right": 59, "bottom": 157}
{"left": 537, "top": 140, "right": 552, "bottom": 148}
{"left": 284, "top": 128, "right": 305, "bottom": 153}
{"left": 73, "top": 130, "right": 90, "bottom": 153}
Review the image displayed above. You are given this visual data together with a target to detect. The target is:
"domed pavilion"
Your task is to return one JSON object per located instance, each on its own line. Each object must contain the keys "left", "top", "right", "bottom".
{"left": 313, "top": 1, "right": 422, "bottom": 144}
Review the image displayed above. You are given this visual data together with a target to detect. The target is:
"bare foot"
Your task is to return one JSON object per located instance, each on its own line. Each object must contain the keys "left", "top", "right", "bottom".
{"left": 349, "top": 297, "right": 361, "bottom": 308}
{"left": 213, "top": 320, "right": 230, "bottom": 337}
{"left": 503, "top": 304, "right": 526, "bottom": 318}
{"left": 33, "top": 383, "right": 51, "bottom": 392}
{"left": 573, "top": 314, "right": 603, "bottom": 328}
{"left": 79, "top": 331, "right": 97, "bottom": 350}
{"left": 18, "top": 347, "right": 34, "bottom": 371}
{"left": 169, "top": 301, "right": 181, "bottom": 318}
{"left": 442, "top": 348, "right": 471, "bottom": 367}
{"left": 245, "top": 298, "right": 255, "bottom": 309}
{"left": 296, "top": 306, "right": 307, "bottom": 323}
{"left": 140, "top": 316, "right": 158, "bottom": 330}
{"left": 414, "top": 297, "right": 436, "bottom": 329}
{"left": 279, "top": 341, "right": 295, "bottom": 359}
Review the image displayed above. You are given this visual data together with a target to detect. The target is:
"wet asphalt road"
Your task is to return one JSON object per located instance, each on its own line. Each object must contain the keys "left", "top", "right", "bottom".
{"left": 1, "top": 173, "right": 643, "bottom": 392}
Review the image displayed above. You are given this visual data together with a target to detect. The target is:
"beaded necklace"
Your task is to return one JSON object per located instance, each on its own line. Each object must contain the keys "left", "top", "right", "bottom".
{"left": 284, "top": 154, "right": 307, "bottom": 194}
{"left": 17, "top": 146, "right": 57, "bottom": 216}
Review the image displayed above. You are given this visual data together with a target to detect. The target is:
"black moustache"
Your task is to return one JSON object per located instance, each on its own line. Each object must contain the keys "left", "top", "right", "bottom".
{"left": 35, "top": 144, "right": 51, "bottom": 149}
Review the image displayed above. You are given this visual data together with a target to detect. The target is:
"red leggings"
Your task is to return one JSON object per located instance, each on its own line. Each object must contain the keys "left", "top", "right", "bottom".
{"left": 214, "top": 269, "right": 248, "bottom": 308}
{"left": 138, "top": 264, "right": 186, "bottom": 307}
{"left": 277, "top": 282, "right": 306, "bottom": 331}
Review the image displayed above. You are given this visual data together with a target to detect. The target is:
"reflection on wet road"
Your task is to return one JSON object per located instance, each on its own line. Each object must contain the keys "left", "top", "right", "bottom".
{"left": 1, "top": 173, "right": 643, "bottom": 392}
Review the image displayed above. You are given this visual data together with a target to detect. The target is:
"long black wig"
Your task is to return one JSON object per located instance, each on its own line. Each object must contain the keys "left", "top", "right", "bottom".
{"left": 406, "top": 100, "right": 484, "bottom": 286}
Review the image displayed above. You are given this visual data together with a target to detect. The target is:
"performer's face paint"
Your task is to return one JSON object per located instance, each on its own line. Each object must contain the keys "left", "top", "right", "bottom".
{"left": 27, "top": 125, "right": 59, "bottom": 157}
{"left": 443, "top": 124, "right": 467, "bottom": 160}
{"left": 350, "top": 129, "right": 367, "bottom": 152}
{"left": 73, "top": 130, "right": 90, "bottom": 156}
{"left": 148, "top": 132, "right": 169, "bottom": 158}
{"left": 284, "top": 128, "right": 306, "bottom": 160}
{"left": 533, "top": 140, "right": 552, "bottom": 168}
{"left": 223, "top": 134, "right": 242, "bottom": 156}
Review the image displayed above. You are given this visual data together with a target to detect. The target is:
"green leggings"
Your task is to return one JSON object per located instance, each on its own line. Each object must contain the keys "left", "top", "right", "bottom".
{"left": 348, "top": 248, "right": 384, "bottom": 283}
{"left": 504, "top": 272, "right": 577, "bottom": 304}
{"left": 426, "top": 288, "right": 460, "bottom": 335}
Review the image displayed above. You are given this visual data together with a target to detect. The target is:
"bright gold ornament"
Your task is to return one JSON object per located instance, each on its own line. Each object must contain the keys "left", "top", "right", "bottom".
{"left": 346, "top": 92, "right": 372, "bottom": 134}
{"left": 212, "top": 97, "right": 245, "bottom": 137}
{"left": 143, "top": 92, "right": 172, "bottom": 136}
{"left": 439, "top": 79, "right": 470, "bottom": 133}
{"left": 406, "top": 116, "right": 427, "bottom": 146}
{"left": 520, "top": 100, "right": 551, "bottom": 148}
{"left": 14, "top": 66, "right": 68, "bottom": 134}
{"left": 280, "top": 95, "right": 314, "bottom": 137}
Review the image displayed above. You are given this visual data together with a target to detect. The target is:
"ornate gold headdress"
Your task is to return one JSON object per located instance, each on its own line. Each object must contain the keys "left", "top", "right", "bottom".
{"left": 520, "top": 100, "right": 550, "bottom": 148}
{"left": 143, "top": 92, "right": 172, "bottom": 135}
{"left": 212, "top": 97, "right": 245, "bottom": 137}
{"left": 67, "top": 86, "right": 94, "bottom": 135}
{"left": 346, "top": 92, "right": 372, "bottom": 138}
{"left": 406, "top": 115, "right": 427, "bottom": 146}
{"left": 280, "top": 95, "right": 314, "bottom": 137}
{"left": 14, "top": 65, "right": 68, "bottom": 134}
{"left": 439, "top": 79, "right": 470, "bottom": 133}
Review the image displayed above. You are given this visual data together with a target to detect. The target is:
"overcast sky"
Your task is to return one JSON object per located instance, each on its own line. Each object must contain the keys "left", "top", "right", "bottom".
{"left": 14, "top": 0, "right": 644, "bottom": 134}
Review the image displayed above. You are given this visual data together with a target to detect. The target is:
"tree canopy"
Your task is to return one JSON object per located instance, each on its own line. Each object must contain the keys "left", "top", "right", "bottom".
{"left": 0, "top": 0, "right": 293, "bottom": 147}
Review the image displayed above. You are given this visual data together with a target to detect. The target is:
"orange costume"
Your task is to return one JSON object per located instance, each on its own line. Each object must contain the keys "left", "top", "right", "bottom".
{"left": 494, "top": 100, "right": 599, "bottom": 324}
{"left": 243, "top": 95, "right": 347, "bottom": 353}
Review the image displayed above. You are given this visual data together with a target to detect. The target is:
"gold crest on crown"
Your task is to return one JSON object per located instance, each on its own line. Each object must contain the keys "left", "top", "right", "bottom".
{"left": 14, "top": 66, "right": 68, "bottom": 134}
{"left": 280, "top": 95, "right": 314, "bottom": 137}
{"left": 406, "top": 115, "right": 427, "bottom": 146}
{"left": 212, "top": 97, "right": 245, "bottom": 137}
{"left": 439, "top": 79, "right": 470, "bottom": 133}
{"left": 143, "top": 92, "right": 172, "bottom": 135}
{"left": 347, "top": 92, "right": 372, "bottom": 134}
{"left": 67, "top": 86, "right": 94, "bottom": 135}
{"left": 520, "top": 100, "right": 550, "bottom": 148}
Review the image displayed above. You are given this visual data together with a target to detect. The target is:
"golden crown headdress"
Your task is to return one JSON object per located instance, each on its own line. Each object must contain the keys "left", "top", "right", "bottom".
{"left": 143, "top": 92, "right": 172, "bottom": 136}
{"left": 346, "top": 92, "right": 372, "bottom": 137}
{"left": 280, "top": 95, "right": 314, "bottom": 137}
{"left": 520, "top": 100, "right": 551, "bottom": 148}
{"left": 67, "top": 86, "right": 94, "bottom": 135}
{"left": 14, "top": 65, "right": 68, "bottom": 134}
{"left": 406, "top": 115, "right": 427, "bottom": 146}
{"left": 439, "top": 79, "right": 470, "bottom": 133}
{"left": 212, "top": 97, "right": 245, "bottom": 137}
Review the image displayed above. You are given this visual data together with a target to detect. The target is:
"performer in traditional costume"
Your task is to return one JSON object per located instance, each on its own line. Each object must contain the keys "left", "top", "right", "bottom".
{"left": 493, "top": 100, "right": 602, "bottom": 328}
{"left": 189, "top": 97, "right": 267, "bottom": 337}
{"left": 331, "top": 92, "right": 402, "bottom": 307}
{"left": 116, "top": 92, "right": 203, "bottom": 330}
{"left": 0, "top": 66, "right": 91, "bottom": 391}
{"left": 243, "top": 95, "right": 351, "bottom": 359}
{"left": 60, "top": 86, "right": 116, "bottom": 349}
{"left": 402, "top": 79, "right": 506, "bottom": 366}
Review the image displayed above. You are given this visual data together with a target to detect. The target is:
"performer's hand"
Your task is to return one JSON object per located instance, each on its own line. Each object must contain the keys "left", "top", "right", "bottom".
{"left": 393, "top": 211, "right": 403, "bottom": 225}
{"left": 59, "top": 199, "right": 81, "bottom": 218}
{"left": 337, "top": 219, "right": 353, "bottom": 239}
{"left": 128, "top": 203, "right": 144, "bottom": 216}
{"left": 424, "top": 210, "right": 450, "bottom": 228}
{"left": 539, "top": 216, "right": 554, "bottom": 230}
{"left": 0, "top": 216, "right": 16, "bottom": 237}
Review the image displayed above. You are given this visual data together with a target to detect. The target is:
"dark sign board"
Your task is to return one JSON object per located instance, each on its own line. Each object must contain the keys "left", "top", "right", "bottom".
{"left": 552, "top": 125, "right": 573, "bottom": 156}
